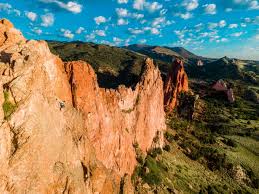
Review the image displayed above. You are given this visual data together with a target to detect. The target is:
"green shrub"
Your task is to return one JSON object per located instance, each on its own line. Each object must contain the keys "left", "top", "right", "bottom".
{"left": 164, "top": 131, "right": 174, "bottom": 143}
{"left": 222, "top": 138, "right": 237, "bottom": 147}
{"left": 141, "top": 156, "right": 163, "bottom": 185}
{"left": 2, "top": 91, "right": 17, "bottom": 120}
{"left": 163, "top": 144, "right": 171, "bottom": 152}
{"left": 148, "top": 148, "right": 162, "bottom": 158}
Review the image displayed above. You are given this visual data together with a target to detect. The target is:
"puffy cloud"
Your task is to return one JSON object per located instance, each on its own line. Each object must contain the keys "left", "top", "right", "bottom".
{"left": 150, "top": 28, "right": 160, "bottom": 35}
{"left": 76, "top": 27, "right": 85, "bottom": 34}
{"left": 25, "top": 11, "right": 37, "bottom": 21}
{"left": 94, "top": 16, "right": 107, "bottom": 25}
{"left": 118, "top": 0, "right": 128, "bottom": 4}
{"left": 41, "top": 13, "right": 55, "bottom": 27}
{"left": 133, "top": 0, "right": 145, "bottom": 10}
{"left": 61, "top": 28, "right": 74, "bottom": 39}
{"left": 39, "top": 0, "right": 82, "bottom": 14}
{"left": 249, "top": 0, "right": 259, "bottom": 9}
{"left": 145, "top": 2, "right": 163, "bottom": 12}
{"left": 117, "top": 18, "right": 129, "bottom": 25}
{"left": 182, "top": 0, "right": 199, "bottom": 11}
{"left": 219, "top": 20, "right": 227, "bottom": 28}
{"left": 229, "top": 24, "right": 238, "bottom": 28}
{"left": 116, "top": 8, "right": 128, "bottom": 17}
{"left": 255, "top": 34, "right": 259, "bottom": 40}
{"left": 133, "top": 0, "right": 162, "bottom": 12}
{"left": 95, "top": 30, "right": 106, "bottom": 36}
{"left": 203, "top": 4, "right": 217, "bottom": 15}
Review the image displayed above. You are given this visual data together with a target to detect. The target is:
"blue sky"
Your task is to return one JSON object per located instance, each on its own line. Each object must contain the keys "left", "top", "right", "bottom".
{"left": 0, "top": 0, "right": 258, "bottom": 60}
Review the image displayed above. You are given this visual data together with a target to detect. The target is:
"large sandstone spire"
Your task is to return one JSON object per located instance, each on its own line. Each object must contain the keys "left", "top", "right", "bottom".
{"left": 164, "top": 58, "right": 189, "bottom": 111}
{"left": 0, "top": 19, "right": 166, "bottom": 193}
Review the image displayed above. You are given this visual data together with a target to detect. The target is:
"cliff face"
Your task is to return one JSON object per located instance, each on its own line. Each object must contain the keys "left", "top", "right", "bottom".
{"left": 65, "top": 58, "right": 165, "bottom": 176}
{"left": 0, "top": 19, "right": 165, "bottom": 193}
{"left": 164, "top": 59, "right": 189, "bottom": 111}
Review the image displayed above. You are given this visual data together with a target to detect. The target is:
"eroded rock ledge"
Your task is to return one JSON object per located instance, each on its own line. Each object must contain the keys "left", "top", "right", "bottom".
{"left": 0, "top": 19, "right": 165, "bottom": 193}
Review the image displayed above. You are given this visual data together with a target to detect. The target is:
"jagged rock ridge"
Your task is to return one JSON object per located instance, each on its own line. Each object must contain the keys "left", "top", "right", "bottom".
{"left": 0, "top": 19, "right": 165, "bottom": 193}
{"left": 164, "top": 58, "right": 189, "bottom": 111}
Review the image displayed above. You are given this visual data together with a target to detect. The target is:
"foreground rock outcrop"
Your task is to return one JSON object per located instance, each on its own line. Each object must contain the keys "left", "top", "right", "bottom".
{"left": 164, "top": 58, "right": 189, "bottom": 111}
{"left": 0, "top": 19, "right": 165, "bottom": 193}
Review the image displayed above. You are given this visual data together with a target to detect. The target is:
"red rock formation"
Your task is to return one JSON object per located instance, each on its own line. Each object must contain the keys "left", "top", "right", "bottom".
{"left": 0, "top": 19, "right": 166, "bottom": 193}
{"left": 212, "top": 80, "right": 235, "bottom": 103}
{"left": 65, "top": 58, "right": 165, "bottom": 176}
{"left": 164, "top": 58, "right": 189, "bottom": 111}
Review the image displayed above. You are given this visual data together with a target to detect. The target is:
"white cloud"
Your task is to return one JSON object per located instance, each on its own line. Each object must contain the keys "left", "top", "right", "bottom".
{"left": 39, "top": 0, "right": 82, "bottom": 14}
{"left": 219, "top": 20, "right": 227, "bottom": 28}
{"left": 145, "top": 2, "right": 163, "bottom": 12}
{"left": 182, "top": 0, "right": 199, "bottom": 11}
{"left": 231, "top": 32, "right": 243, "bottom": 37}
{"left": 32, "top": 27, "right": 42, "bottom": 35}
{"left": 229, "top": 24, "right": 238, "bottom": 28}
{"left": 150, "top": 28, "right": 160, "bottom": 35}
{"left": 76, "top": 27, "right": 85, "bottom": 34}
{"left": 116, "top": 8, "right": 128, "bottom": 17}
{"left": 255, "top": 34, "right": 259, "bottom": 40}
{"left": 0, "top": 3, "right": 12, "bottom": 11}
{"left": 178, "top": 12, "right": 193, "bottom": 20}
{"left": 133, "top": 0, "right": 145, "bottom": 10}
{"left": 203, "top": 4, "right": 217, "bottom": 15}
{"left": 208, "top": 22, "right": 218, "bottom": 30}
{"left": 95, "top": 30, "right": 106, "bottom": 36}
{"left": 249, "top": 0, "right": 259, "bottom": 9}
{"left": 0, "top": 3, "right": 21, "bottom": 16}
{"left": 94, "top": 16, "right": 107, "bottom": 25}
{"left": 128, "top": 28, "right": 144, "bottom": 34}
{"left": 41, "top": 13, "right": 55, "bottom": 27}
{"left": 61, "top": 29, "right": 74, "bottom": 39}
{"left": 118, "top": 0, "right": 128, "bottom": 4}
{"left": 225, "top": 8, "right": 232, "bottom": 12}
{"left": 133, "top": 0, "right": 162, "bottom": 12}
{"left": 132, "top": 13, "right": 144, "bottom": 19}
{"left": 113, "top": 37, "right": 123, "bottom": 45}
{"left": 25, "top": 11, "right": 37, "bottom": 21}
{"left": 117, "top": 18, "right": 128, "bottom": 25}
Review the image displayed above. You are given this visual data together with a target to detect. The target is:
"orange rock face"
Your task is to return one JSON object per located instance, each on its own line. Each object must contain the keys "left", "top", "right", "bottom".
{"left": 65, "top": 58, "right": 165, "bottom": 176}
{"left": 0, "top": 19, "right": 166, "bottom": 193}
{"left": 164, "top": 58, "right": 189, "bottom": 111}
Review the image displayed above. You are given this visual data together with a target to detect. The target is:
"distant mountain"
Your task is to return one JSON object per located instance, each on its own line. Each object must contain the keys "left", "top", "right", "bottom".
{"left": 48, "top": 41, "right": 258, "bottom": 84}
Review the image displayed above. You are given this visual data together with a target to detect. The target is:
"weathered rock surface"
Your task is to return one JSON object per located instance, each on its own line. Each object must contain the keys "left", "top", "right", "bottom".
{"left": 0, "top": 19, "right": 166, "bottom": 193}
{"left": 212, "top": 79, "right": 235, "bottom": 103}
{"left": 65, "top": 58, "right": 165, "bottom": 176}
{"left": 164, "top": 58, "right": 189, "bottom": 111}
